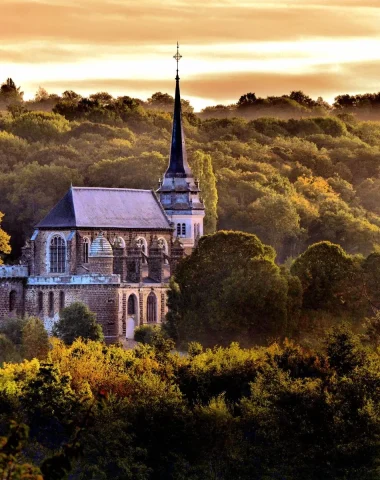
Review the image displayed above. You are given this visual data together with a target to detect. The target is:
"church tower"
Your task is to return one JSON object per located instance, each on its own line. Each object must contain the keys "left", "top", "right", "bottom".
{"left": 157, "top": 43, "right": 205, "bottom": 253}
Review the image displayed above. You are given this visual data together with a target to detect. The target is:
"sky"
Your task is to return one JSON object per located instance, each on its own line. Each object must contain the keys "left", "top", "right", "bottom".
{"left": 1, "top": 0, "right": 380, "bottom": 111}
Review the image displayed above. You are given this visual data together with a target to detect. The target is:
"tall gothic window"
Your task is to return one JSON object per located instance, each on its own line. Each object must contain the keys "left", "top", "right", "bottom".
{"left": 128, "top": 295, "right": 136, "bottom": 315}
{"left": 49, "top": 292, "right": 54, "bottom": 317}
{"left": 83, "top": 237, "right": 90, "bottom": 263}
{"left": 50, "top": 235, "right": 66, "bottom": 273}
{"left": 181, "top": 223, "right": 186, "bottom": 236}
{"left": 9, "top": 291, "right": 16, "bottom": 312}
{"left": 38, "top": 291, "right": 43, "bottom": 313}
{"left": 176, "top": 223, "right": 181, "bottom": 236}
{"left": 147, "top": 292, "right": 157, "bottom": 323}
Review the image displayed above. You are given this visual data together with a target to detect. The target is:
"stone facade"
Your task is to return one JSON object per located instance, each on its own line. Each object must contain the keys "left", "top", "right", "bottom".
{"left": 0, "top": 228, "right": 181, "bottom": 342}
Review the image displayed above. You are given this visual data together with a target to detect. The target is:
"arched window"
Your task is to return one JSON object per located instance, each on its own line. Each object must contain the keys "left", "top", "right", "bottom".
{"left": 181, "top": 223, "right": 186, "bottom": 236}
{"left": 38, "top": 291, "right": 43, "bottom": 313}
{"left": 127, "top": 295, "right": 136, "bottom": 315}
{"left": 147, "top": 292, "right": 157, "bottom": 323}
{"left": 59, "top": 291, "right": 65, "bottom": 311}
{"left": 9, "top": 290, "right": 16, "bottom": 312}
{"left": 176, "top": 223, "right": 181, "bottom": 236}
{"left": 114, "top": 236, "right": 126, "bottom": 249}
{"left": 136, "top": 237, "right": 147, "bottom": 264}
{"left": 50, "top": 235, "right": 66, "bottom": 273}
{"left": 83, "top": 237, "right": 90, "bottom": 263}
{"left": 49, "top": 292, "right": 54, "bottom": 317}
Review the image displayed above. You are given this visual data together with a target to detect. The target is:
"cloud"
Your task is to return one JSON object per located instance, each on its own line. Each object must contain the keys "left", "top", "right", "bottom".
{"left": 32, "top": 60, "right": 380, "bottom": 106}
{"left": 1, "top": 0, "right": 379, "bottom": 46}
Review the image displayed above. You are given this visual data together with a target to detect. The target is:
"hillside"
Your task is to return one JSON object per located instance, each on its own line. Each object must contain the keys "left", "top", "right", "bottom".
{"left": 1, "top": 87, "right": 380, "bottom": 262}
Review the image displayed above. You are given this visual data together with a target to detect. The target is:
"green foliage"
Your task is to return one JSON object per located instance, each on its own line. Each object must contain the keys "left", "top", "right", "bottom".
{"left": 3, "top": 88, "right": 380, "bottom": 261}
{"left": 326, "top": 323, "right": 365, "bottom": 375}
{"left": 0, "top": 334, "right": 379, "bottom": 479}
{"left": 363, "top": 311, "right": 380, "bottom": 348}
{"left": 291, "top": 241, "right": 359, "bottom": 313}
{"left": 0, "top": 422, "right": 42, "bottom": 480}
{"left": 167, "top": 231, "right": 299, "bottom": 347}
{"left": 22, "top": 317, "right": 49, "bottom": 361}
{"left": 52, "top": 302, "right": 104, "bottom": 345}
{"left": 0, "top": 335, "right": 21, "bottom": 365}
{"left": 191, "top": 150, "right": 218, "bottom": 233}
{"left": 0, "top": 317, "right": 26, "bottom": 346}
{"left": 10, "top": 111, "right": 70, "bottom": 142}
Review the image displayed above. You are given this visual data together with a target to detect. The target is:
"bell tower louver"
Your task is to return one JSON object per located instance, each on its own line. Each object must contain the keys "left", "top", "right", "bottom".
{"left": 157, "top": 43, "right": 205, "bottom": 252}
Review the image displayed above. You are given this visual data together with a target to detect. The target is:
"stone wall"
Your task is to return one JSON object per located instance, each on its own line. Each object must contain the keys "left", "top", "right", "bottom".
{"left": 0, "top": 279, "right": 25, "bottom": 319}
{"left": 25, "top": 283, "right": 119, "bottom": 336}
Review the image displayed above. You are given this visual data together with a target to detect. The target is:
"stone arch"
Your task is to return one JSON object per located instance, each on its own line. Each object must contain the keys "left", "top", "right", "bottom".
{"left": 158, "top": 237, "right": 169, "bottom": 264}
{"left": 126, "top": 293, "right": 138, "bottom": 339}
{"left": 136, "top": 237, "right": 148, "bottom": 264}
{"left": 114, "top": 236, "right": 126, "bottom": 249}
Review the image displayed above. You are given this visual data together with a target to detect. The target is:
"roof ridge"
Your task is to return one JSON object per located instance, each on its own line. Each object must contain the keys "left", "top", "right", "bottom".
{"left": 72, "top": 187, "right": 152, "bottom": 192}
{"left": 69, "top": 185, "right": 77, "bottom": 226}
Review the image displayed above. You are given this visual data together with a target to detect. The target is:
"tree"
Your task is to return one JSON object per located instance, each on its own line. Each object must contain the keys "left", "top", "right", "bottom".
{"left": 237, "top": 92, "right": 257, "bottom": 108}
{"left": 0, "top": 78, "right": 23, "bottom": 104}
{"left": 0, "top": 335, "right": 21, "bottom": 365}
{"left": 34, "top": 87, "right": 50, "bottom": 102}
{"left": 0, "top": 422, "right": 43, "bottom": 480}
{"left": 10, "top": 111, "right": 70, "bottom": 142}
{"left": 22, "top": 317, "right": 49, "bottom": 361}
{"left": 0, "top": 212, "right": 11, "bottom": 263}
{"left": 191, "top": 150, "right": 218, "bottom": 233}
{"left": 166, "top": 231, "right": 298, "bottom": 347}
{"left": 248, "top": 194, "right": 302, "bottom": 258}
{"left": 363, "top": 311, "right": 380, "bottom": 348}
{"left": 326, "top": 323, "right": 364, "bottom": 375}
{"left": 52, "top": 302, "right": 104, "bottom": 345}
{"left": 0, "top": 316, "right": 26, "bottom": 346}
{"left": 291, "top": 241, "right": 359, "bottom": 313}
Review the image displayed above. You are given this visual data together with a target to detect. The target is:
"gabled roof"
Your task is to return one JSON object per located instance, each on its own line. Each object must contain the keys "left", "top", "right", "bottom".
{"left": 37, "top": 187, "right": 172, "bottom": 229}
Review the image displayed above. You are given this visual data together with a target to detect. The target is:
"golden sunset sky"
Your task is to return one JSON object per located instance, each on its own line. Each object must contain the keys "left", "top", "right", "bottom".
{"left": 1, "top": 0, "right": 380, "bottom": 110}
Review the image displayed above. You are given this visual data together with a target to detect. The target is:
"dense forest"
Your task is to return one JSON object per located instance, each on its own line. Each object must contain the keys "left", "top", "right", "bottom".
{"left": 2, "top": 79, "right": 380, "bottom": 262}
{"left": 1, "top": 323, "right": 380, "bottom": 480}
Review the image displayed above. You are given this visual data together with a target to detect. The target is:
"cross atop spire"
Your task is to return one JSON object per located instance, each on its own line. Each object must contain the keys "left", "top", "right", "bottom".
{"left": 173, "top": 42, "right": 182, "bottom": 79}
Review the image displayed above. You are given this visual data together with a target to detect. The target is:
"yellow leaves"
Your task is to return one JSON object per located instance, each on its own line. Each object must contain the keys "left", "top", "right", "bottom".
{"left": 295, "top": 175, "right": 337, "bottom": 201}
{"left": 0, "top": 212, "right": 11, "bottom": 264}
{"left": 0, "top": 358, "right": 40, "bottom": 396}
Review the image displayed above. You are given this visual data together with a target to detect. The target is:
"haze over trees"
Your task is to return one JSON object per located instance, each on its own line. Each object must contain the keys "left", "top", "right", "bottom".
{"left": 2, "top": 78, "right": 380, "bottom": 262}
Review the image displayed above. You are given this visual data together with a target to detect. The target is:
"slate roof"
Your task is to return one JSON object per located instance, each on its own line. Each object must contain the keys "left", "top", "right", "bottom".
{"left": 37, "top": 187, "right": 172, "bottom": 229}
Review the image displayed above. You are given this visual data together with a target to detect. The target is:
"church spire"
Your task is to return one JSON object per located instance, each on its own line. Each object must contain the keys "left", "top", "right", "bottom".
{"left": 165, "top": 42, "right": 191, "bottom": 178}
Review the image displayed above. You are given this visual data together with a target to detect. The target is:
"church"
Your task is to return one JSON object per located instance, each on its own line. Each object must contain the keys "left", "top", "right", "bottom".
{"left": 0, "top": 47, "right": 205, "bottom": 341}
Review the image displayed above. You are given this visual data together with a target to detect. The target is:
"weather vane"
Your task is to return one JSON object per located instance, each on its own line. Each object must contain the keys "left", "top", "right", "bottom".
{"left": 173, "top": 41, "right": 182, "bottom": 78}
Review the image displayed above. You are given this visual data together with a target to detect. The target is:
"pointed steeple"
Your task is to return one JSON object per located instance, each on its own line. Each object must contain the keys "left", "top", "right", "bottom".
{"left": 157, "top": 43, "right": 205, "bottom": 254}
{"left": 165, "top": 42, "right": 191, "bottom": 178}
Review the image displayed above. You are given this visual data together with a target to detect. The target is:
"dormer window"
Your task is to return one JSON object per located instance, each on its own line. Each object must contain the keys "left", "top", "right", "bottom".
{"left": 50, "top": 235, "right": 66, "bottom": 273}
